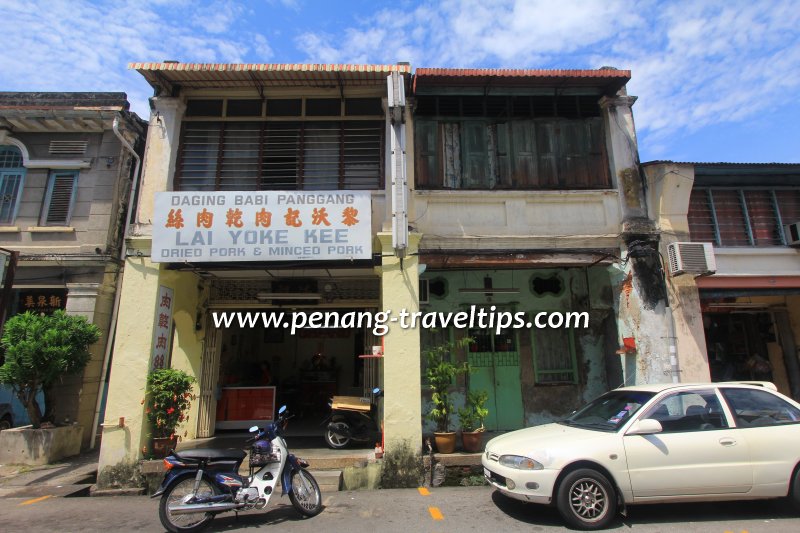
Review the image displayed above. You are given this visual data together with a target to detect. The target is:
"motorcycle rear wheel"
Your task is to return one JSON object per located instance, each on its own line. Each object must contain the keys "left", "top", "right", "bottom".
{"left": 324, "top": 422, "right": 351, "bottom": 449}
{"left": 288, "top": 468, "right": 323, "bottom": 517}
{"left": 158, "top": 477, "right": 219, "bottom": 533}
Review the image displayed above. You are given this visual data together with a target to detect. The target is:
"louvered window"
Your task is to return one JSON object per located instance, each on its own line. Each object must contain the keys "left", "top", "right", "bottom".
{"left": 0, "top": 145, "right": 26, "bottom": 224}
{"left": 176, "top": 121, "right": 383, "bottom": 191}
{"left": 688, "top": 187, "right": 800, "bottom": 247}
{"left": 414, "top": 94, "right": 609, "bottom": 190}
{"left": 41, "top": 170, "right": 78, "bottom": 226}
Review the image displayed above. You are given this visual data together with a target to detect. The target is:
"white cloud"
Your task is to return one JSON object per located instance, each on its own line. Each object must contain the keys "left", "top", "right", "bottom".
{"left": 0, "top": 0, "right": 272, "bottom": 117}
{"left": 296, "top": 0, "right": 800, "bottom": 157}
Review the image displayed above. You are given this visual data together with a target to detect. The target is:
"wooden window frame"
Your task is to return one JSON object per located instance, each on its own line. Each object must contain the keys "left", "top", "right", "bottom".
{"left": 40, "top": 170, "right": 78, "bottom": 226}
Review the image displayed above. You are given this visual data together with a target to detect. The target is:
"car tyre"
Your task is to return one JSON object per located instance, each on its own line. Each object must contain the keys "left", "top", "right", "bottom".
{"left": 556, "top": 468, "right": 617, "bottom": 530}
{"left": 788, "top": 466, "right": 800, "bottom": 512}
{"left": 0, "top": 416, "right": 11, "bottom": 431}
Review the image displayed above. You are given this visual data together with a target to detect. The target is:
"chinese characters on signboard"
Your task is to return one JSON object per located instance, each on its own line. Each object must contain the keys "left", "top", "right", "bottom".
{"left": 152, "top": 191, "right": 372, "bottom": 263}
{"left": 16, "top": 289, "right": 67, "bottom": 315}
{"left": 151, "top": 285, "right": 174, "bottom": 370}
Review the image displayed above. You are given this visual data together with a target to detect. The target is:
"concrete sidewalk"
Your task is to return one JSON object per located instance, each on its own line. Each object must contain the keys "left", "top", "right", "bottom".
{"left": 0, "top": 448, "right": 99, "bottom": 499}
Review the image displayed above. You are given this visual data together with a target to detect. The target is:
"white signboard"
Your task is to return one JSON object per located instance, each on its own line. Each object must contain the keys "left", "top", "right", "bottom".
{"left": 151, "top": 285, "right": 174, "bottom": 370}
{"left": 152, "top": 191, "right": 372, "bottom": 262}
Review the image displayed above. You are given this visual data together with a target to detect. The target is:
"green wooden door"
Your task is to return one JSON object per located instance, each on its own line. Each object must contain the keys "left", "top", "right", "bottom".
{"left": 467, "top": 328, "right": 524, "bottom": 431}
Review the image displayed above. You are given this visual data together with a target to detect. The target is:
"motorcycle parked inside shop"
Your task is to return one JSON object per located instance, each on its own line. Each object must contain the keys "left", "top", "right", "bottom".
{"left": 154, "top": 405, "right": 322, "bottom": 533}
{"left": 323, "top": 387, "right": 383, "bottom": 449}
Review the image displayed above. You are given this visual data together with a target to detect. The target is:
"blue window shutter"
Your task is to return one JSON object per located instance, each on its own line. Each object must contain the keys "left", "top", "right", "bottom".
{"left": 42, "top": 171, "right": 78, "bottom": 225}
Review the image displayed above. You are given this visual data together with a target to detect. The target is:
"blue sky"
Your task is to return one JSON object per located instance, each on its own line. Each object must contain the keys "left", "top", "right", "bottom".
{"left": 0, "top": 0, "right": 798, "bottom": 163}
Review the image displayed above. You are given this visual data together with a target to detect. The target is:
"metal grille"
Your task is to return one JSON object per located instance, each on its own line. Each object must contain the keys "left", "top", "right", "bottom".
{"left": 468, "top": 352, "right": 493, "bottom": 367}
{"left": 0, "top": 146, "right": 23, "bottom": 168}
{"left": 687, "top": 189, "right": 716, "bottom": 243}
{"left": 0, "top": 172, "right": 23, "bottom": 224}
{"left": 209, "top": 278, "right": 379, "bottom": 305}
{"left": 177, "top": 121, "right": 383, "bottom": 191}
{"left": 494, "top": 352, "right": 519, "bottom": 366}
{"left": 48, "top": 140, "right": 88, "bottom": 155}
{"left": 689, "top": 188, "right": 800, "bottom": 247}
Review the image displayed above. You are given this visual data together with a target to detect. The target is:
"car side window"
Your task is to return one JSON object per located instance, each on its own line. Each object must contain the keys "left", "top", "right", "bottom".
{"left": 720, "top": 388, "right": 800, "bottom": 428}
{"left": 642, "top": 390, "right": 729, "bottom": 433}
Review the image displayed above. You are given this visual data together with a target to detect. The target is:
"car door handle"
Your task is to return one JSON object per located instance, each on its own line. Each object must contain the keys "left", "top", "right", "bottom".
{"left": 719, "top": 438, "right": 737, "bottom": 446}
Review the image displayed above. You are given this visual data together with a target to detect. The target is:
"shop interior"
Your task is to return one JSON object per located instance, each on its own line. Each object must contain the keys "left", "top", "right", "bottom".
{"left": 214, "top": 309, "right": 370, "bottom": 435}
{"left": 703, "top": 311, "right": 776, "bottom": 383}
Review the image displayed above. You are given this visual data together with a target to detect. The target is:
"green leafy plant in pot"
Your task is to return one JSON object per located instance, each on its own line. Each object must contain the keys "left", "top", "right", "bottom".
{"left": 424, "top": 337, "right": 472, "bottom": 454}
{"left": 144, "top": 368, "right": 195, "bottom": 457}
{"left": 0, "top": 310, "right": 100, "bottom": 428}
{"left": 458, "top": 390, "right": 489, "bottom": 453}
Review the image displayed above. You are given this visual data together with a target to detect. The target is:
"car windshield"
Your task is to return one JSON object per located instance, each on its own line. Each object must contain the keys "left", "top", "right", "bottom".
{"left": 560, "top": 390, "right": 656, "bottom": 432}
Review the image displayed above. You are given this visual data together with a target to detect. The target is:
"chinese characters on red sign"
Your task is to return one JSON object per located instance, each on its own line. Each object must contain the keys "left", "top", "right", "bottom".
{"left": 151, "top": 285, "right": 174, "bottom": 370}
{"left": 16, "top": 290, "right": 67, "bottom": 315}
{"left": 152, "top": 192, "right": 372, "bottom": 263}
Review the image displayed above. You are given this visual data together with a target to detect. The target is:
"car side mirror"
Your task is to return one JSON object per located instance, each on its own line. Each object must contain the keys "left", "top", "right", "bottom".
{"left": 626, "top": 418, "right": 663, "bottom": 435}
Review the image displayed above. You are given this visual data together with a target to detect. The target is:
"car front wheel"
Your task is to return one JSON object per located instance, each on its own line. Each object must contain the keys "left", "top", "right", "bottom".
{"left": 556, "top": 468, "right": 617, "bottom": 530}
{"left": 788, "top": 466, "right": 800, "bottom": 512}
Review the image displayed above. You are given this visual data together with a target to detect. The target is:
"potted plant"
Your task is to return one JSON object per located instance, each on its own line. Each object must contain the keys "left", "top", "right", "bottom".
{"left": 424, "top": 337, "right": 472, "bottom": 454}
{"left": 144, "top": 368, "right": 195, "bottom": 457}
{"left": 458, "top": 390, "right": 489, "bottom": 453}
{"left": 0, "top": 310, "right": 100, "bottom": 465}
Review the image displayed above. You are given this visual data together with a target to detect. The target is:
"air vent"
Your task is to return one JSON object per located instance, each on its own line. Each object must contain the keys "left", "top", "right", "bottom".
{"left": 667, "top": 242, "right": 716, "bottom": 276}
{"left": 49, "top": 141, "right": 88, "bottom": 155}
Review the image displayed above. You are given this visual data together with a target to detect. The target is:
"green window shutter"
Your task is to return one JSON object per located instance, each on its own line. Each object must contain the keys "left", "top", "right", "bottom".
{"left": 461, "top": 121, "right": 488, "bottom": 189}
{"left": 414, "top": 120, "right": 440, "bottom": 188}
{"left": 43, "top": 171, "right": 78, "bottom": 226}
{"left": 535, "top": 120, "right": 559, "bottom": 187}
{"left": 510, "top": 120, "right": 537, "bottom": 188}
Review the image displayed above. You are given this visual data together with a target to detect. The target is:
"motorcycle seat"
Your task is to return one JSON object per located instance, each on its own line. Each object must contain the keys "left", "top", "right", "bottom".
{"left": 174, "top": 448, "right": 247, "bottom": 462}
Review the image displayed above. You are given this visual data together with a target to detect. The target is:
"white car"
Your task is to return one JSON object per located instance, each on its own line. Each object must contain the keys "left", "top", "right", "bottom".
{"left": 482, "top": 382, "right": 800, "bottom": 530}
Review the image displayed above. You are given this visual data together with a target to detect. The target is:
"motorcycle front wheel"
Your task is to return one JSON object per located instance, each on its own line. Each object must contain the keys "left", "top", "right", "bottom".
{"left": 324, "top": 421, "right": 351, "bottom": 449}
{"left": 288, "top": 468, "right": 323, "bottom": 517}
{"left": 158, "top": 477, "right": 219, "bottom": 533}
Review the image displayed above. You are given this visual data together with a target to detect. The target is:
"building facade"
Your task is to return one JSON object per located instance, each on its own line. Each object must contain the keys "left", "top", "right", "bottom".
{"left": 644, "top": 162, "right": 800, "bottom": 400}
{"left": 97, "top": 63, "right": 707, "bottom": 473}
{"left": 0, "top": 93, "right": 146, "bottom": 448}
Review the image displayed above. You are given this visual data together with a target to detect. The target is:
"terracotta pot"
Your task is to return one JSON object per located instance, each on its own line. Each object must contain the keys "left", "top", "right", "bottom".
{"left": 152, "top": 436, "right": 178, "bottom": 458}
{"left": 461, "top": 430, "right": 485, "bottom": 453}
{"left": 434, "top": 431, "right": 457, "bottom": 454}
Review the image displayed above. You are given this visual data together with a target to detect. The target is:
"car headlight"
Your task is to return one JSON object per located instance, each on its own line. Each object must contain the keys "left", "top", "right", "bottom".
{"left": 499, "top": 455, "right": 542, "bottom": 470}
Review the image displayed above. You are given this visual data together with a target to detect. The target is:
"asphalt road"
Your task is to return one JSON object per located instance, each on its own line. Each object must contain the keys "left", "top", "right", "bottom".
{"left": 1, "top": 486, "right": 799, "bottom": 532}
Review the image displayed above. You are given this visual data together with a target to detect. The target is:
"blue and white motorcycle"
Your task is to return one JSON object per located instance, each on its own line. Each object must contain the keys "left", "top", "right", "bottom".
{"left": 154, "top": 405, "right": 322, "bottom": 533}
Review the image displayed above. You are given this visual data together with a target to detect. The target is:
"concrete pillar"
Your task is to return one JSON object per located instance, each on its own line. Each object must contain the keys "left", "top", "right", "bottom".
{"left": 643, "top": 162, "right": 711, "bottom": 382}
{"left": 62, "top": 282, "right": 117, "bottom": 449}
{"left": 136, "top": 97, "right": 185, "bottom": 230}
{"left": 377, "top": 232, "right": 422, "bottom": 452}
{"left": 97, "top": 253, "right": 161, "bottom": 472}
{"left": 601, "top": 95, "right": 674, "bottom": 385}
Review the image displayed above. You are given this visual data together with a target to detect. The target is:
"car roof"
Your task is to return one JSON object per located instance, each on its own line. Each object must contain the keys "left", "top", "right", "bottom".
{"left": 615, "top": 381, "right": 778, "bottom": 393}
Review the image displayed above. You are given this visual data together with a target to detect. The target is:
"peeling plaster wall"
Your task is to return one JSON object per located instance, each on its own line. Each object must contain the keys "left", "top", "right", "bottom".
{"left": 421, "top": 267, "right": 619, "bottom": 428}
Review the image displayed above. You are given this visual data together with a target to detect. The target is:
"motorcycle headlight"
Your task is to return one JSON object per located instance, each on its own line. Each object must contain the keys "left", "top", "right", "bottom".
{"left": 499, "top": 455, "right": 542, "bottom": 470}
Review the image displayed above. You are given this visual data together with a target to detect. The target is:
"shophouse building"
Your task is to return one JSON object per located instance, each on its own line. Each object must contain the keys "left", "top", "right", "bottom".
{"left": 644, "top": 161, "right": 800, "bottom": 400}
{"left": 98, "top": 63, "right": 708, "bottom": 472}
{"left": 0, "top": 92, "right": 146, "bottom": 448}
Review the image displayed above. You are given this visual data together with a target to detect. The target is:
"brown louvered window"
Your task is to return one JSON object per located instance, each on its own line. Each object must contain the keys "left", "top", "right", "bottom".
{"left": 42, "top": 170, "right": 78, "bottom": 225}
{"left": 176, "top": 121, "right": 383, "bottom": 191}
{"left": 688, "top": 187, "right": 800, "bottom": 247}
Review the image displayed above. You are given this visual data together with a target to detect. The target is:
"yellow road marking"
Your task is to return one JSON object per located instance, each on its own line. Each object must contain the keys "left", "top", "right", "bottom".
{"left": 428, "top": 506, "right": 444, "bottom": 520}
{"left": 418, "top": 487, "right": 430, "bottom": 496}
{"left": 19, "top": 495, "right": 52, "bottom": 506}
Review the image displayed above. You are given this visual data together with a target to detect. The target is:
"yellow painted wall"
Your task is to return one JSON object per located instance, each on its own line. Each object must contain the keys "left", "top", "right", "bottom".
{"left": 98, "top": 252, "right": 204, "bottom": 471}
{"left": 98, "top": 254, "right": 160, "bottom": 469}
{"left": 377, "top": 232, "right": 422, "bottom": 452}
